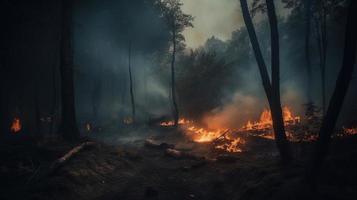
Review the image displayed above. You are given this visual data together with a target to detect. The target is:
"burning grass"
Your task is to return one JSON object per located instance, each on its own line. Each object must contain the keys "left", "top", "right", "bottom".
{"left": 159, "top": 106, "right": 357, "bottom": 153}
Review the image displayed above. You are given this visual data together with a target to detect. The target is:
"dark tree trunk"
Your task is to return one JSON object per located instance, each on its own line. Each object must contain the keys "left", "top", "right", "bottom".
{"left": 92, "top": 78, "right": 102, "bottom": 122}
{"left": 58, "top": 0, "right": 79, "bottom": 141}
{"left": 266, "top": 0, "right": 292, "bottom": 164}
{"left": 128, "top": 40, "right": 135, "bottom": 123}
{"left": 34, "top": 81, "right": 41, "bottom": 138}
{"left": 308, "top": 0, "right": 357, "bottom": 183}
{"left": 304, "top": 0, "right": 313, "bottom": 103}
{"left": 50, "top": 56, "right": 58, "bottom": 136}
{"left": 314, "top": 4, "right": 328, "bottom": 115}
{"left": 171, "top": 27, "right": 179, "bottom": 126}
{"left": 240, "top": 0, "right": 292, "bottom": 164}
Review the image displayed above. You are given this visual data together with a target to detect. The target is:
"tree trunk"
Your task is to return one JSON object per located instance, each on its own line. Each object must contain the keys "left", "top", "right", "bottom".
{"left": 50, "top": 56, "right": 58, "bottom": 136}
{"left": 308, "top": 0, "right": 357, "bottom": 183}
{"left": 34, "top": 80, "right": 41, "bottom": 138}
{"left": 171, "top": 27, "right": 179, "bottom": 126}
{"left": 304, "top": 0, "right": 313, "bottom": 103}
{"left": 314, "top": 4, "right": 328, "bottom": 115}
{"left": 128, "top": 40, "right": 135, "bottom": 123}
{"left": 240, "top": 0, "right": 292, "bottom": 164}
{"left": 58, "top": 0, "right": 79, "bottom": 141}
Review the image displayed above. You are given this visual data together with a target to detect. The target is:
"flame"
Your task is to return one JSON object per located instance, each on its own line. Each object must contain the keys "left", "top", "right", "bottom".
{"left": 10, "top": 117, "right": 21, "bottom": 133}
{"left": 159, "top": 118, "right": 192, "bottom": 126}
{"left": 215, "top": 136, "right": 245, "bottom": 152}
{"left": 160, "top": 118, "right": 244, "bottom": 152}
{"left": 241, "top": 106, "right": 300, "bottom": 131}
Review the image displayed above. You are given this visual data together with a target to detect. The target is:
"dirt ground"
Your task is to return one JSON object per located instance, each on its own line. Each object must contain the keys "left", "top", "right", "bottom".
{"left": 1, "top": 126, "right": 357, "bottom": 200}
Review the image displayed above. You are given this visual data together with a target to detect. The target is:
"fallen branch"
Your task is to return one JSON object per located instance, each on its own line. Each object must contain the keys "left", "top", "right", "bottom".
{"left": 50, "top": 141, "right": 95, "bottom": 173}
{"left": 165, "top": 148, "right": 204, "bottom": 160}
{"left": 212, "top": 130, "right": 230, "bottom": 143}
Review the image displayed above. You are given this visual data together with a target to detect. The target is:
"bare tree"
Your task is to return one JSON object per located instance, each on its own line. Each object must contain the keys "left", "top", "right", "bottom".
{"left": 155, "top": 0, "right": 193, "bottom": 126}
{"left": 308, "top": 0, "right": 357, "bottom": 184}
{"left": 240, "top": 0, "right": 292, "bottom": 164}
{"left": 128, "top": 40, "right": 136, "bottom": 123}
{"left": 58, "top": 0, "right": 79, "bottom": 141}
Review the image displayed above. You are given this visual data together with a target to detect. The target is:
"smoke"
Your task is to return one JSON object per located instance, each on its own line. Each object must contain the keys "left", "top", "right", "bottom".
{"left": 72, "top": 0, "right": 171, "bottom": 125}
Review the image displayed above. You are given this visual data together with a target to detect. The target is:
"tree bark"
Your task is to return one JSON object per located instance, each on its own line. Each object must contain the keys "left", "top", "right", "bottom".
{"left": 240, "top": 0, "right": 292, "bottom": 164}
{"left": 308, "top": 0, "right": 357, "bottom": 183}
{"left": 58, "top": 0, "right": 79, "bottom": 141}
{"left": 171, "top": 26, "right": 179, "bottom": 126}
{"left": 128, "top": 40, "right": 135, "bottom": 123}
{"left": 304, "top": 0, "right": 313, "bottom": 103}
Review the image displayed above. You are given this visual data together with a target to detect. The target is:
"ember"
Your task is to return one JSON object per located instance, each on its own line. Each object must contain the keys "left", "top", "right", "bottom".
{"left": 10, "top": 117, "right": 22, "bottom": 133}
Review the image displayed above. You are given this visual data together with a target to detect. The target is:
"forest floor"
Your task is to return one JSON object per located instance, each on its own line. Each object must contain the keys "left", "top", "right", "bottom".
{"left": 1, "top": 126, "right": 357, "bottom": 200}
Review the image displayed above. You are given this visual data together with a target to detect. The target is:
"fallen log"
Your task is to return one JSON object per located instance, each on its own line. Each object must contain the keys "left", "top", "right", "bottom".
{"left": 27, "top": 141, "right": 96, "bottom": 184}
{"left": 50, "top": 141, "right": 96, "bottom": 173}
{"left": 144, "top": 139, "right": 175, "bottom": 150}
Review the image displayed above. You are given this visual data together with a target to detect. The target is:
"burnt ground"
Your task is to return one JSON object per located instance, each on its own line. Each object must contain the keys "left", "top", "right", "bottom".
{"left": 1, "top": 126, "right": 357, "bottom": 200}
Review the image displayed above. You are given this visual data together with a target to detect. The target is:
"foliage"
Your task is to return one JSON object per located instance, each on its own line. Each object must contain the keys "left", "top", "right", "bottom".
{"left": 153, "top": 0, "right": 194, "bottom": 50}
{"left": 176, "top": 50, "right": 233, "bottom": 119}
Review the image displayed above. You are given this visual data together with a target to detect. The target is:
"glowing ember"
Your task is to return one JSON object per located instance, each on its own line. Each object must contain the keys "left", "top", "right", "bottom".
{"left": 215, "top": 137, "right": 245, "bottom": 152}
{"left": 85, "top": 123, "right": 92, "bottom": 132}
{"left": 342, "top": 127, "right": 357, "bottom": 136}
{"left": 123, "top": 117, "right": 133, "bottom": 124}
{"left": 159, "top": 118, "right": 192, "bottom": 126}
{"left": 10, "top": 117, "right": 22, "bottom": 133}
{"left": 241, "top": 106, "right": 300, "bottom": 131}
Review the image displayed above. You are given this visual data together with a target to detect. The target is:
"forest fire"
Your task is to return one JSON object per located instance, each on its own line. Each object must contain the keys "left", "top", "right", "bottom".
{"left": 241, "top": 106, "right": 300, "bottom": 131}
{"left": 10, "top": 117, "right": 22, "bottom": 133}
{"left": 160, "top": 118, "right": 244, "bottom": 152}
{"left": 158, "top": 107, "right": 302, "bottom": 152}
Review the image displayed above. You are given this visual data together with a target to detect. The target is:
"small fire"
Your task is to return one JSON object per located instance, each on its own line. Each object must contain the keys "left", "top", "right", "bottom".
{"left": 160, "top": 118, "right": 244, "bottom": 152}
{"left": 342, "top": 127, "right": 357, "bottom": 136}
{"left": 215, "top": 137, "right": 245, "bottom": 153}
{"left": 123, "top": 117, "right": 133, "bottom": 124}
{"left": 159, "top": 118, "right": 192, "bottom": 126}
{"left": 10, "top": 117, "right": 22, "bottom": 133}
{"left": 241, "top": 106, "right": 300, "bottom": 131}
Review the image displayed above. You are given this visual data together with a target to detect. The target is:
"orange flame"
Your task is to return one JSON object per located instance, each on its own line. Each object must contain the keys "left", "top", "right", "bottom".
{"left": 241, "top": 106, "right": 300, "bottom": 131}
{"left": 160, "top": 118, "right": 244, "bottom": 152}
{"left": 10, "top": 117, "right": 21, "bottom": 133}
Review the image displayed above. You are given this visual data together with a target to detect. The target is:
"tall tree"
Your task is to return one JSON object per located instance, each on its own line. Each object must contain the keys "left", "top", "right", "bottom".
{"left": 240, "top": 0, "right": 292, "bottom": 164}
{"left": 58, "top": 0, "right": 79, "bottom": 141}
{"left": 313, "top": 1, "right": 328, "bottom": 115}
{"left": 304, "top": 0, "right": 313, "bottom": 104}
{"left": 308, "top": 0, "right": 357, "bottom": 183}
{"left": 154, "top": 0, "right": 193, "bottom": 126}
{"left": 128, "top": 40, "right": 136, "bottom": 123}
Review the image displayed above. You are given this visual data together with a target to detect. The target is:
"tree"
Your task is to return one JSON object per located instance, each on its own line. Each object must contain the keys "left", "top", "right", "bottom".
{"left": 154, "top": 0, "right": 193, "bottom": 126}
{"left": 240, "top": 0, "right": 292, "bottom": 164}
{"left": 128, "top": 40, "right": 136, "bottom": 123}
{"left": 304, "top": 0, "right": 313, "bottom": 104}
{"left": 58, "top": 0, "right": 79, "bottom": 141}
{"left": 308, "top": 0, "right": 357, "bottom": 184}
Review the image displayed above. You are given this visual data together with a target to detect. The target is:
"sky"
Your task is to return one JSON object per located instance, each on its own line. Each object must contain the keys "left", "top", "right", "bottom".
{"left": 181, "top": 0, "right": 243, "bottom": 49}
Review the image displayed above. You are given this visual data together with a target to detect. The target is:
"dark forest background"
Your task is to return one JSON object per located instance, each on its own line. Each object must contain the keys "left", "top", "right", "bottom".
{"left": 1, "top": 0, "right": 356, "bottom": 139}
